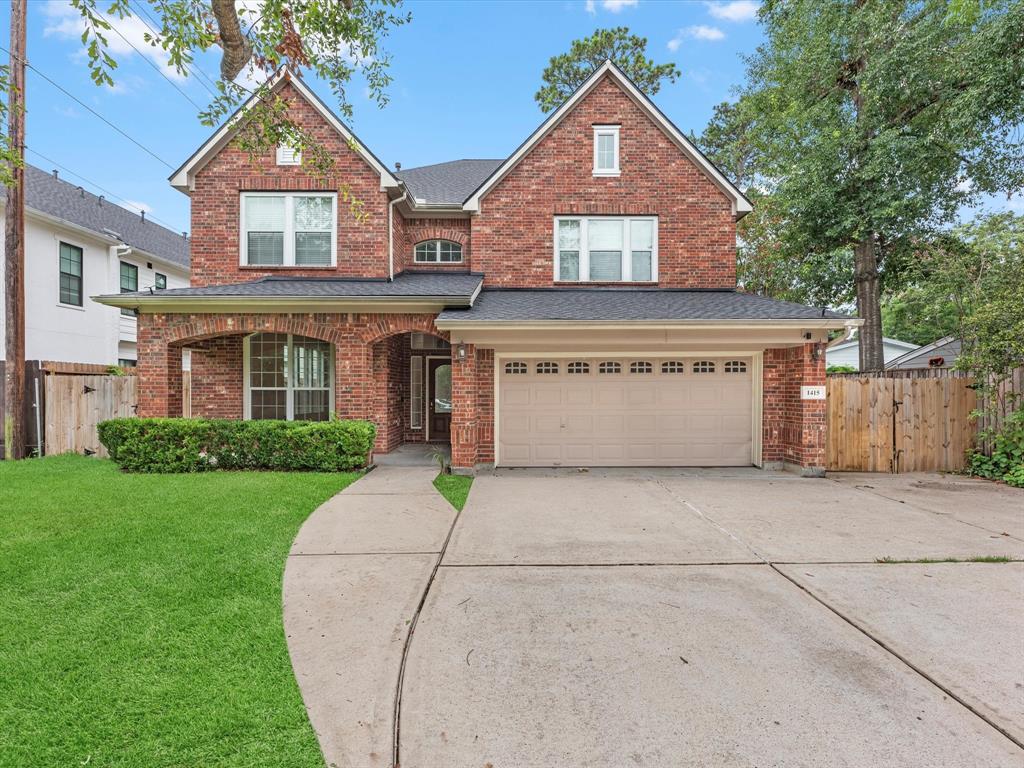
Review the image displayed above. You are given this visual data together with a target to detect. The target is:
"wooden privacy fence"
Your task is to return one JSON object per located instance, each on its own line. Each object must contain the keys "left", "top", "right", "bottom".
{"left": 44, "top": 372, "right": 137, "bottom": 457}
{"left": 827, "top": 372, "right": 977, "bottom": 472}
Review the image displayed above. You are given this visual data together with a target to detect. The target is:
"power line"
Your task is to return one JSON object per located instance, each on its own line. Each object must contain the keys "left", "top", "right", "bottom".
{"left": 0, "top": 44, "right": 174, "bottom": 169}
{"left": 25, "top": 146, "right": 187, "bottom": 235}
{"left": 127, "top": 0, "right": 225, "bottom": 98}
{"left": 95, "top": 8, "right": 206, "bottom": 111}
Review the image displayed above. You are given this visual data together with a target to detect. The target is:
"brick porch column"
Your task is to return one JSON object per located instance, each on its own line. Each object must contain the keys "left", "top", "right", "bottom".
{"left": 450, "top": 343, "right": 478, "bottom": 471}
{"left": 137, "top": 314, "right": 172, "bottom": 417}
{"left": 795, "top": 342, "right": 827, "bottom": 475}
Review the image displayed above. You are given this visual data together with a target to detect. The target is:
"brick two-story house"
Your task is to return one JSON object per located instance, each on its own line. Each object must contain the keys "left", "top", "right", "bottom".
{"left": 98, "top": 61, "right": 856, "bottom": 475}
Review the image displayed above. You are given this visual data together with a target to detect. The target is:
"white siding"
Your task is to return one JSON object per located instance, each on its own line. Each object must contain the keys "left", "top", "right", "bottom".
{"left": 826, "top": 339, "right": 920, "bottom": 371}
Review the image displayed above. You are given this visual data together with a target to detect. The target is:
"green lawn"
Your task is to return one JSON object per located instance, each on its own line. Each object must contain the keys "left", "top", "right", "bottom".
{"left": 0, "top": 455, "right": 359, "bottom": 768}
{"left": 433, "top": 473, "right": 473, "bottom": 511}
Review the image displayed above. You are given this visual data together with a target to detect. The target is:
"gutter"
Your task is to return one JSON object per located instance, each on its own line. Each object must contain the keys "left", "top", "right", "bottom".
{"left": 387, "top": 186, "right": 408, "bottom": 280}
{"left": 434, "top": 318, "right": 863, "bottom": 331}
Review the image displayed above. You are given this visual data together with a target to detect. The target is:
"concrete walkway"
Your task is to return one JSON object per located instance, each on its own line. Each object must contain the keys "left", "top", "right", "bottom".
{"left": 282, "top": 466, "right": 456, "bottom": 768}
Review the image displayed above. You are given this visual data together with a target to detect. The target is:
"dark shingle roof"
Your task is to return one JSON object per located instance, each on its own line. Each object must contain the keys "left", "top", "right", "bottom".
{"left": 14, "top": 164, "right": 189, "bottom": 269}
{"left": 395, "top": 159, "right": 503, "bottom": 206}
{"left": 437, "top": 289, "right": 850, "bottom": 323}
{"left": 112, "top": 271, "right": 482, "bottom": 300}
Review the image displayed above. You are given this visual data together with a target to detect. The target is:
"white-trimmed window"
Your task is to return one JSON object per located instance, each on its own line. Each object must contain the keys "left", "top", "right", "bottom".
{"left": 414, "top": 239, "right": 463, "bottom": 263}
{"left": 245, "top": 333, "right": 333, "bottom": 421}
{"left": 410, "top": 356, "right": 423, "bottom": 429}
{"left": 240, "top": 192, "right": 337, "bottom": 267}
{"left": 593, "top": 125, "right": 620, "bottom": 176}
{"left": 555, "top": 216, "right": 657, "bottom": 282}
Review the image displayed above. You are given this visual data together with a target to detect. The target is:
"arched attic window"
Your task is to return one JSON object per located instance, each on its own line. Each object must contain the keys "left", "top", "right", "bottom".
{"left": 414, "top": 239, "right": 463, "bottom": 264}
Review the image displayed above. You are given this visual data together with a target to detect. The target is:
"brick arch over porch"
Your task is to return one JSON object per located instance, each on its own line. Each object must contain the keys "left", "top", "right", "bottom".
{"left": 136, "top": 312, "right": 445, "bottom": 445}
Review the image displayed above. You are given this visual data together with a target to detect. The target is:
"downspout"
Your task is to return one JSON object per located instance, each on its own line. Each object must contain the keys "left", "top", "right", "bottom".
{"left": 387, "top": 186, "right": 408, "bottom": 281}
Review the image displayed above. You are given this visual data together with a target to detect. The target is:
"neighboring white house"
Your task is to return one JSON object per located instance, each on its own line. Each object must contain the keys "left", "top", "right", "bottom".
{"left": 826, "top": 335, "right": 919, "bottom": 371}
{"left": 0, "top": 165, "right": 189, "bottom": 366}
{"left": 886, "top": 335, "right": 962, "bottom": 370}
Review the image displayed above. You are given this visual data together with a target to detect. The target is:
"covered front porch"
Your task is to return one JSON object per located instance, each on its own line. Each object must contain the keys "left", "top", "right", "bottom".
{"left": 135, "top": 312, "right": 457, "bottom": 457}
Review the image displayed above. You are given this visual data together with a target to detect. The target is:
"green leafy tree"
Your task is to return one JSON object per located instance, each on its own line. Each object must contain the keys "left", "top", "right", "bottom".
{"left": 706, "top": 0, "right": 1024, "bottom": 370}
{"left": 881, "top": 287, "right": 960, "bottom": 346}
{"left": 0, "top": 0, "right": 410, "bottom": 186}
{"left": 535, "top": 27, "right": 679, "bottom": 113}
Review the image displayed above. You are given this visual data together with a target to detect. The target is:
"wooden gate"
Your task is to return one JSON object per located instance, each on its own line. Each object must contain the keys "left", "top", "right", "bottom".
{"left": 827, "top": 374, "right": 977, "bottom": 472}
{"left": 44, "top": 373, "right": 137, "bottom": 457}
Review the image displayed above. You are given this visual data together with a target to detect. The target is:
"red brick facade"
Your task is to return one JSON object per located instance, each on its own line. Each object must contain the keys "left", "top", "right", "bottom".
{"left": 143, "top": 69, "right": 827, "bottom": 471}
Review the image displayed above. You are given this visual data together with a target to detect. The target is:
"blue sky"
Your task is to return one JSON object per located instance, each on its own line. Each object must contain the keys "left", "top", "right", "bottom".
{"left": 6, "top": 0, "right": 1018, "bottom": 235}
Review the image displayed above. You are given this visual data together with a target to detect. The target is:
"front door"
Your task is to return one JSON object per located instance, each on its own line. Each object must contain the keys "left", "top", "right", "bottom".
{"left": 428, "top": 358, "right": 452, "bottom": 442}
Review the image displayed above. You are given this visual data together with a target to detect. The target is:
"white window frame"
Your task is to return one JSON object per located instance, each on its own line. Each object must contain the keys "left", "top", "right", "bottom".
{"left": 553, "top": 215, "right": 658, "bottom": 283}
{"left": 239, "top": 191, "right": 338, "bottom": 267}
{"left": 410, "top": 355, "right": 424, "bottom": 430}
{"left": 592, "top": 125, "right": 620, "bottom": 176}
{"left": 276, "top": 144, "right": 302, "bottom": 166}
{"left": 413, "top": 239, "right": 463, "bottom": 264}
{"left": 242, "top": 333, "right": 335, "bottom": 421}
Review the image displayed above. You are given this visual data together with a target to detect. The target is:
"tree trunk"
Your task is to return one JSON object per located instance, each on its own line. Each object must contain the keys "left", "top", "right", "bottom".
{"left": 4, "top": 0, "right": 26, "bottom": 459}
{"left": 853, "top": 237, "right": 884, "bottom": 371}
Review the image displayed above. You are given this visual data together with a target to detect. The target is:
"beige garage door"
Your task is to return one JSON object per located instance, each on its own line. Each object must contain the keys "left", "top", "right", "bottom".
{"left": 498, "top": 356, "right": 753, "bottom": 467}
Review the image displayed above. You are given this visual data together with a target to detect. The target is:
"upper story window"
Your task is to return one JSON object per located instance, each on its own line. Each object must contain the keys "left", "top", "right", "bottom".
{"left": 58, "top": 241, "right": 83, "bottom": 306}
{"left": 414, "top": 240, "right": 463, "bottom": 264}
{"left": 276, "top": 144, "right": 302, "bottom": 166}
{"left": 555, "top": 216, "right": 656, "bottom": 282}
{"left": 119, "top": 261, "right": 138, "bottom": 317}
{"left": 593, "top": 125, "right": 620, "bottom": 176}
{"left": 240, "top": 193, "right": 337, "bottom": 267}
{"left": 155, "top": 273, "right": 167, "bottom": 290}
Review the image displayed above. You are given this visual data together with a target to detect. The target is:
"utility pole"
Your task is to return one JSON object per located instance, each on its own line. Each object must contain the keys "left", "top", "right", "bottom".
{"left": 4, "top": 0, "right": 26, "bottom": 459}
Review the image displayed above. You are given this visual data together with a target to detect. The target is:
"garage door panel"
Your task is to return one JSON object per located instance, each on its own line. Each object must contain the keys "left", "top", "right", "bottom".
{"left": 499, "top": 357, "right": 754, "bottom": 467}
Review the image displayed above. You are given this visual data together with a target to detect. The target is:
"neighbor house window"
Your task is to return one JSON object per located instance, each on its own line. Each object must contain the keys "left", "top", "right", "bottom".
{"left": 155, "top": 273, "right": 167, "bottom": 290}
{"left": 119, "top": 261, "right": 138, "bottom": 317}
{"left": 118, "top": 358, "right": 137, "bottom": 368}
{"left": 593, "top": 125, "right": 620, "bottom": 176}
{"left": 245, "top": 333, "right": 333, "bottom": 421}
{"left": 59, "top": 241, "right": 83, "bottom": 306}
{"left": 240, "top": 193, "right": 336, "bottom": 267}
{"left": 414, "top": 240, "right": 463, "bottom": 263}
{"left": 555, "top": 217, "right": 657, "bottom": 282}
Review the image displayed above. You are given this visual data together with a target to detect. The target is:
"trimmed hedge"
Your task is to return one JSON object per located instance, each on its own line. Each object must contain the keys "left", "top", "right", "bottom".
{"left": 98, "top": 418, "right": 376, "bottom": 473}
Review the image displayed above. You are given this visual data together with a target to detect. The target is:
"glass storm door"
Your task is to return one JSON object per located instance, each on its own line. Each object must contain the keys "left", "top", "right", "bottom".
{"left": 428, "top": 359, "right": 452, "bottom": 442}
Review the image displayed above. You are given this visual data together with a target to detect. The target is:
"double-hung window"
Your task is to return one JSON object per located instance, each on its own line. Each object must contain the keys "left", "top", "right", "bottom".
{"left": 119, "top": 261, "right": 138, "bottom": 316}
{"left": 240, "top": 192, "right": 337, "bottom": 267}
{"left": 59, "top": 241, "right": 83, "bottom": 306}
{"left": 155, "top": 273, "right": 167, "bottom": 290}
{"left": 555, "top": 216, "right": 657, "bottom": 282}
{"left": 593, "top": 125, "right": 620, "bottom": 176}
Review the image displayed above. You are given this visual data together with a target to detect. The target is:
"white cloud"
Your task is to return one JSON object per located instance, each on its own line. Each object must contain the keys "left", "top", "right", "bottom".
{"left": 668, "top": 25, "right": 726, "bottom": 49}
{"left": 585, "top": 0, "right": 596, "bottom": 13}
{"left": 42, "top": 0, "right": 187, "bottom": 83}
{"left": 602, "top": 0, "right": 639, "bottom": 10}
{"left": 704, "top": 0, "right": 760, "bottom": 22}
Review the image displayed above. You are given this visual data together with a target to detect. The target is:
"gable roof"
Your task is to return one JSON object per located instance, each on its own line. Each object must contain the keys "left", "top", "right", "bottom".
{"left": 5, "top": 164, "right": 189, "bottom": 269}
{"left": 885, "top": 335, "right": 961, "bottom": 370}
{"left": 828, "top": 336, "right": 919, "bottom": 354}
{"left": 169, "top": 69, "right": 400, "bottom": 194}
{"left": 396, "top": 159, "right": 503, "bottom": 206}
{"left": 462, "top": 60, "right": 752, "bottom": 218}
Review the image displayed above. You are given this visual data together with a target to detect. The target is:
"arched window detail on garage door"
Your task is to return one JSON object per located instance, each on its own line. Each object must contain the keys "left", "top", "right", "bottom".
{"left": 504, "top": 361, "right": 528, "bottom": 374}
{"left": 598, "top": 361, "right": 622, "bottom": 374}
{"left": 725, "top": 360, "right": 748, "bottom": 373}
{"left": 536, "top": 361, "right": 559, "bottom": 374}
{"left": 567, "top": 361, "right": 590, "bottom": 374}
{"left": 692, "top": 360, "right": 716, "bottom": 373}
{"left": 630, "top": 361, "right": 653, "bottom": 374}
{"left": 661, "top": 360, "right": 685, "bottom": 374}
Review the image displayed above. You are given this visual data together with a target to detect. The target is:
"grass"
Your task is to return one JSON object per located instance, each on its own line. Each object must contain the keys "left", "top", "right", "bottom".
{"left": 874, "top": 555, "right": 1013, "bottom": 564}
{"left": 433, "top": 473, "right": 473, "bottom": 511}
{"left": 0, "top": 454, "right": 359, "bottom": 768}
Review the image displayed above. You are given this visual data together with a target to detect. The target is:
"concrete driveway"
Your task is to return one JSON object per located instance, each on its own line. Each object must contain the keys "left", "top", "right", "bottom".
{"left": 284, "top": 467, "right": 1024, "bottom": 768}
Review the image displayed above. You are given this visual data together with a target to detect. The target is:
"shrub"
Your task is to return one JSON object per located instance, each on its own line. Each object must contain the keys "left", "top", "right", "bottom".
{"left": 968, "top": 409, "right": 1024, "bottom": 488}
{"left": 826, "top": 364, "right": 857, "bottom": 373}
{"left": 98, "top": 418, "right": 376, "bottom": 473}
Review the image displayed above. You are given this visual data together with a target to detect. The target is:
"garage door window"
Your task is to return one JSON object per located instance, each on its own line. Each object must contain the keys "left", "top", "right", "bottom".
{"left": 661, "top": 361, "right": 685, "bottom": 374}
{"left": 693, "top": 360, "right": 716, "bottom": 373}
{"left": 725, "top": 360, "right": 748, "bottom": 373}
{"left": 630, "top": 361, "right": 653, "bottom": 374}
{"left": 568, "top": 362, "right": 590, "bottom": 374}
{"left": 536, "top": 362, "right": 559, "bottom": 374}
{"left": 505, "top": 361, "right": 528, "bottom": 374}
{"left": 598, "top": 361, "right": 622, "bottom": 374}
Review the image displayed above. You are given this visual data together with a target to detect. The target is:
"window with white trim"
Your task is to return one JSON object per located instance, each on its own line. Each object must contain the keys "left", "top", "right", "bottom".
{"left": 410, "top": 356, "right": 423, "bottom": 429}
{"left": 246, "top": 333, "right": 333, "bottom": 421}
{"left": 593, "top": 125, "right": 620, "bottom": 176}
{"left": 555, "top": 216, "right": 657, "bottom": 282}
{"left": 240, "top": 192, "right": 337, "bottom": 267}
{"left": 414, "top": 240, "right": 462, "bottom": 263}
